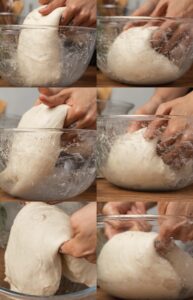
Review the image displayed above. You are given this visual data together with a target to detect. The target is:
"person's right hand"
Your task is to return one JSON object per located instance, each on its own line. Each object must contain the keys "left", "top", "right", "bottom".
{"left": 155, "top": 201, "right": 193, "bottom": 254}
{"left": 102, "top": 201, "right": 152, "bottom": 239}
{"left": 39, "top": 0, "right": 96, "bottom": 27}
{"left": 129, "top": 88, "right": 189, "bottom": 133}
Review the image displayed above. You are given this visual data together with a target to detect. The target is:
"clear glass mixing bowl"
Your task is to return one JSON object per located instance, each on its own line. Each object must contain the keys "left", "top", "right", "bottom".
{"left": 97, "top": 214, "right": 193, "bottom": 300}
{"left": 0, "top": 128, "right": 96, "bottom": 201}
{"left": 0, "top": 201, "right": 96, "bottom": 300}
{"left": 0, "top": 25, "right": 96, "bottom": 87}
{"left": 97, "top": 115, "right": 193, "bottom": 191}
{"left": 97, "top": 16, "right": 193, "bottom": 85}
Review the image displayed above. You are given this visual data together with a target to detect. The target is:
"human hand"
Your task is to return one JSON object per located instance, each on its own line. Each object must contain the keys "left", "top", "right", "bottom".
{"left": 60, "top": 203, "right": 96, "bottom": 263}
{"left": 124, "top": 0, "right": 159, "bottom": 30}
{"left": 150, "top": 0, "right": 193, "bottom": 62}
{"left": 39, "top": 0, "right": 96, "bottom": 27}
{"left": 145, "top": 91, "right": 193, "bottom": 169}
{"left": 155, "top": 201, "right": 193, "bottom": 253}
{"left": 38, "top": 88, "right": 96, "bottom": 129}
{"left": 102, "top": 201, "right": 152, "bottom": 239}
{"left": 129, "top": 88, "right": 188, "bottom": 133}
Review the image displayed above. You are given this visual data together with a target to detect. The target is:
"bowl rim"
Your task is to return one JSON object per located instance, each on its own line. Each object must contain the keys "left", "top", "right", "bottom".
{"left": 97, "top": 114, "right": 193, "bottom": 121}
{"left": 0, "top": 128, "right": 96, "bottom": 133}
{"left": 0, "top": 24, "right": 96, "bottom": 31}
{"left": 97, "top": 15, "right": 193, "bottom": 23}
{"left": 0, "top": 286, "right": 96, "bottom": 299}
{"left": 97, "top": 214, "right": 193, "bottom": 226}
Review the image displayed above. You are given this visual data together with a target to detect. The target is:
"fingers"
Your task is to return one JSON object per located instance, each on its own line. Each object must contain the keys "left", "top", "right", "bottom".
{"left": 39, "top": 90, "right": 71, "bottom": 107}
{"left": 60, "top": 6, "right": 79, "bottom": 25}
{"left": 65, "top": 105, "right": 86, "bottom": 128}
{"left": 144, "top": 101, "right": 174, "bottom": 139}
{"left": 39, "top": 0, "right": 66, "bottom": 15}
{"left": 72, "top": 9, "right": 96, "bottom": 27}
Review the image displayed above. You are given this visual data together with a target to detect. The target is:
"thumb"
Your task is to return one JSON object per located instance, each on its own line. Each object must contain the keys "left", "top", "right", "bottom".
{"left": 60, "top": 239, "right": 75, "bottom": 255}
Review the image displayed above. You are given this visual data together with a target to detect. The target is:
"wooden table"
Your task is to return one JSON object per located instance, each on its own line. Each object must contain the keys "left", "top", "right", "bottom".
{"left": 97, "top": 178, "right": 193, "bottom": 202}
{"left": 97, "top": 65, "right": 193, "bottom": 87}
{"left": 0, "top": 182, "right": 96, "bottom": 203}
{"left": 97, "top": 289, "right": 193, "bottom": 300}
{"left": 0, "top": 66, "right": 96, "bottom": 87}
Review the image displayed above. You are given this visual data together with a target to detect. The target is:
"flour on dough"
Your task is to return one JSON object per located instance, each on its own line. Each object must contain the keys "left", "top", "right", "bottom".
{"left": 107, "top": 27, "right": 186, "bottom": 85}
{"left": 0, "top": 104, "right": 69, "bottom": 200}
{"left": 103, "top": 128, "right": 193, "bottom": 191}
{"left": 17, "top": 6, "right": 65, "bottom": 86}
{"left": 98, "top": 231, "right": 193, "bottom": 300}
{"left": 5, "top": 202, "right": 96, "bottom": 296}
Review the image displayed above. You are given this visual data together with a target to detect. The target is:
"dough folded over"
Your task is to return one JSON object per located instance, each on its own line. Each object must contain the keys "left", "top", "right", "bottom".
{"left": 0, "top": 104, "right": 69, "bottom": 199}
{"left": 5, "top": 202, "right": 96, "bottom": 296}
{"left": 107, "top": 27, "right": 185, "bottom": 85}
{"left": 17, "top": 6, "right": 65, "bottom": 86}
{"left": 98, "top": 231, "right": 193, "bottom": 300}
{"left": 103, "top": 128, "right": 193, "bottom": 191}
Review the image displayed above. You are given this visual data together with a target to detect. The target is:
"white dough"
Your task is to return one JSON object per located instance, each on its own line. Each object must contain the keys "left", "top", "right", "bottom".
{"left": 97, "top": 231, "right": 193, "bottom": 299}
{"left": 107, "top": 27, "right": 185, "bottom": 85}
{"left": 103, "top": 128, "right": 193, "bottom": 191}
{"left": 0, "top": 104, "right": 69, "bottom": 199}
{"left": 17, "top": 6, "right": 65, "bottom": 86}
{"left": 5, "top": 202, "right": 96, "bottom": 296}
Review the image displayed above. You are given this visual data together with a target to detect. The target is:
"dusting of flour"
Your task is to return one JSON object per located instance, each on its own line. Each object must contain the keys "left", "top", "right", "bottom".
{"left": 107, "top": 27, "right": 184, "bottom": 85}
{"left": 103, "top": 128, "right": 193, "bottom": 191}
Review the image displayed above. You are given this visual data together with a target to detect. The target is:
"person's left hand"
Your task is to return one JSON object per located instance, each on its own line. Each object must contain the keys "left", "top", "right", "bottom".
{"left": 39, "top": 0, "right": 96, "bottom": 27}
{"left": 145, "top": 92, "right": 193, "bottom": 170}
{"left": 60, "top": 203, "right": 96, "bottom": 263}
{"left": 38, "top": 87, "right": 96, "bottom": 129}
{"left": 155, "top": 201, "right": 193, "bottom": 253}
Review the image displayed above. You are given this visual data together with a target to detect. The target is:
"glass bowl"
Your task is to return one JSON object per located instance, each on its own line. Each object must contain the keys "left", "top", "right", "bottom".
{"left": 97, "top": 214, "right": 193, "bottom": 300}
{"left": 97, "top": 16, "right": 193, "bottom": 85}
{"left": 0, "top": 13, "right": 23, "bottom": 25}
{"left": 0, "top": 25, "right": 96, "bottom": 87}
{"left": 97, "top": 100, "right": 134, "bottom": 115}
{"left": 0, "top": 128, "right": 96, "bottom": 201}
{"left": 0, "top": 201, "right": 96, "bottom": 300}
{"left": 97, "top": 115, "right": 193, "bottom": 191}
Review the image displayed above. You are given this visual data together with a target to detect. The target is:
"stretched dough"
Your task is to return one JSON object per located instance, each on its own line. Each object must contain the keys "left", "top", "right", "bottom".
{"left": 17, "top": 6, "right": 65, "bottom": 86}
{"left": 107, "top": 27, "right": 184, "bottom": 85}
{"left": 103, "top": 128, "right": 193, "bottom": 191}
{"left": 98, "top": 231, "right": 193, "bottom": 299}
{"left": 5, "top": 202, "right": 96, "bottom": 296}
{"left": 0, "top": 104, "right": 69, "bottom": 199}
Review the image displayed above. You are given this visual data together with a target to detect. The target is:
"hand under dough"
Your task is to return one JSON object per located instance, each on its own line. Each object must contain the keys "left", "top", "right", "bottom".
{"left": 60, "top": 203, "right": 96, "bottom": 263}
{"left": 155, "top": 201, "right": 193, "bottom": 253}
{"left": 39, "top": 0, "right": 96, "bottom": 27}
{"left": 38, "top": 88, "right": 96, "bottom": 129}
{"left": 129, "top": 88, "right": 189, "bottom": 133}
{"left": 145, "top": 91, "right": 193, "bottom": 170}
{"left": 102, "top": 201, "right": 153, "bottom": 239}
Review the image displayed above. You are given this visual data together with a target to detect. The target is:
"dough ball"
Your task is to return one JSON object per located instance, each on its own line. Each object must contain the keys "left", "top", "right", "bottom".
{"left": 17, "top": 6, "right": 65, "bottom": 86}
{"left": 98, "top": 231, "right": 193, "bottom": 299}
{"left": 0, "top": 104, "right": 69, "bottom": 200}
{"left": 103, "top": 128, "right": 193, "bottom": 191}
{"left": 107, "top": 27, "right": 184, "bottom": 85}
{"left": 5, "top": 202, "right": 96, "bottom": 296}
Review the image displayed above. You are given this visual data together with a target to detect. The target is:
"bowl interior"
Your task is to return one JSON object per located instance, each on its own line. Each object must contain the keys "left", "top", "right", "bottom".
{"left": 0, "top": 202, "right": 95, "bottom": 299}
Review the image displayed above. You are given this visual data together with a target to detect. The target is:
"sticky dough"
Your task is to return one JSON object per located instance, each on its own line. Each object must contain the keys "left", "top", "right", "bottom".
{"left": 5, "top": 202, "right": 96, "bottom": 296}
{"left": 17, "top": 6, "right": 65, "bottom": 86}
{"left": 97, "top": 231, "right": 193, "bottom": 300}
{"left": 103, "top": 128, "right": 193, "bottom": 191}
{"left": 0, "top": 104, "right": 69, "bottom": 199}
{"left": 107, "top": 27, "right": 185, "bottom": 85}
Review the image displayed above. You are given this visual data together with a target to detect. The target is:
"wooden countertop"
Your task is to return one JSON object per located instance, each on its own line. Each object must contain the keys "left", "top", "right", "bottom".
{"left": 97, "top": 65, "right": 193, "bottom": 87}
{"left": 0, "top": 66, "right": 96, "bottom": 87}
{"left": 0, "top": 181, "right": 96, "bottom": 203}
{"left": 97, "top": 178, "right": 193, "bottom": 202}
{"left": 97, "top": 289, "right": 193, "bottom": 300}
